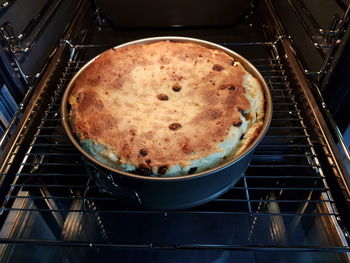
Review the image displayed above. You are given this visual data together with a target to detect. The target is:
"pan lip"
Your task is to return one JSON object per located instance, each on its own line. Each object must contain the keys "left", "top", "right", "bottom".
{"left": 61, "top": 36, "right": 272, "bottom": 182}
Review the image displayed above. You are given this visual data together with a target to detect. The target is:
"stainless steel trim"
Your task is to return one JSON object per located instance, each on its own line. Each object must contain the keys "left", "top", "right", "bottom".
{"left": 61, "top": 36, "right": 273, "bottom": 181}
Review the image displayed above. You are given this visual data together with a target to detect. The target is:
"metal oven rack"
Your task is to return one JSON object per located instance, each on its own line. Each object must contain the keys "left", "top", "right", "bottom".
{"left": 0, "top": 40, "right": 349, "bottom": 262}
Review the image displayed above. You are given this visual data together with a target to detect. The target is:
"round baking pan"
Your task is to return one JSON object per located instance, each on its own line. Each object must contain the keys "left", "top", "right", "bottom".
{"left": 61, "top": 36, "right": 272, "bottom": 210}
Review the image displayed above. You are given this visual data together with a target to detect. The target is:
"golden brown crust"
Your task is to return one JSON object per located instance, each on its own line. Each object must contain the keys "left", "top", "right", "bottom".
{"left": 69, "top": 41, "right": 263, "bottom": 174}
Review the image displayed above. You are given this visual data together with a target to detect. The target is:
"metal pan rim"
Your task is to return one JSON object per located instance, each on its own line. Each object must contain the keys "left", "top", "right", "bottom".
{"left": 61, "top": 36, "right": 273, "bottom": 181}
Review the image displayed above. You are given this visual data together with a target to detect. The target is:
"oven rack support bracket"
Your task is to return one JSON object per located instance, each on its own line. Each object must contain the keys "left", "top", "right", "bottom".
{"left": 0, "top": 25, "right": 31, "bottom": 86}
{"left": 62, "top": 39, "right": 77, "bottom": 62}
{"left": 0, "top": 24, "right": 41, "bottom": 88}
{"left": 273, "top": 35, "right": 322, "bottom": 79}
{"left": 287, "top": 0, "right": 345, "bottom": 51}
{"left": 271, "top": 35, "right": 291, "bottom": 58}
{"left": 318, "top": 5, "right": 350, "bottom": 83}
{"left": 273, "top": 35, "right": 291, "bottom": 44}
{"left": 0, "top": 0, "right": 63, "bottom": 54}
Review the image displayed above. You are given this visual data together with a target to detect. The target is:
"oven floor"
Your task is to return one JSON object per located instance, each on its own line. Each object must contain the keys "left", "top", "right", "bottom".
{"left": 0, "top": 12, "right": 349, "bottom": 263}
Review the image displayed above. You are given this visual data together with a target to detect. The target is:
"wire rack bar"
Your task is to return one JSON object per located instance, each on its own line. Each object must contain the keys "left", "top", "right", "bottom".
{"left": 0, "top": 208, "right": 339, "bottom": 216}
{"left": 0, "top": 239, "right": 348, "bottom": 252}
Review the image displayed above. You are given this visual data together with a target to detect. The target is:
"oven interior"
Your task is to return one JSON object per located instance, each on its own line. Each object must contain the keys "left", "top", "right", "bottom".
{"left": 0, "top": 0, "right": 349, "bottom": 262}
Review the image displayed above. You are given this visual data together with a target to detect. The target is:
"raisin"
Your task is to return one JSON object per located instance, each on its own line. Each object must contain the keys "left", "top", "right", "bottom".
{"left": 219, "top": 85, "right": 235, "bottom": 91}
{"left": 130, "top": 129, "right": 136, "bottom": 136}
{"left": 239, "top": 108, "right": 248, "bottom": 118}
{"left": 134, "top": 164, "right": 152, "bottom": 176}
{"left": 213, "top": 64, "right": 224, "bottom": 71}
{"left": 139, "top": 148, "right": 148, "bottom": 156}
{"left": 76, "top": 92, "right": 81, "bottom": 102}
{"left": 158, "top": 166, "right": 168, "bottom": 175}
{"left": 169, "top": 123, "right": 182, "bottom": 131}
{"left": 172, "top": 84, "right": 182, "bottom": 92}
{"left": 145, "top": 159, "right": 152, "bottom": 164}
{"left": 233, "top": 121, "right": 242, "bottom": 127}
{"left": 228, "top": 86, "right": 236, "bottom": 91}
{"left": 157, "top": 94, "right": 169, "bottom": 101}
{"left": 188, "top": 167, "right": 198, "bottom": 175}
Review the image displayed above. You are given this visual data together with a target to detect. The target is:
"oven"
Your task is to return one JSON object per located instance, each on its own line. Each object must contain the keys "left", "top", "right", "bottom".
{"left": 0, "top": 0, "right": 349, "bottom": 262}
